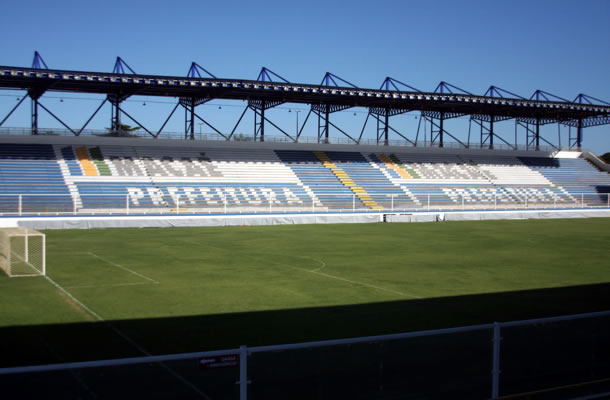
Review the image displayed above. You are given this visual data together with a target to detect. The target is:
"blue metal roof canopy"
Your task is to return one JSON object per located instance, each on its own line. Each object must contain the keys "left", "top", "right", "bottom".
{"left": 1, "top": 51, "right": 609, "bottom": 149}
{"left": 365, "top": 77, "right": 423, "bottom": 145}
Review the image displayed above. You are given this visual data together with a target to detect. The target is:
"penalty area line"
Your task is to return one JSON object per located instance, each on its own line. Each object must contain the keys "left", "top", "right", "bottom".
{"left": 296, "top": 267, "right": 421, "bottom": 299}
{"left": 250, "top": 252, "right": 420, "bottom": 299}
{"left": 87, "top": 252, "right": 159, "bottom": 284}
{"left": 64, "top": 282, "right": 157, "bottom": 289}
{"left": 43, "top": 275, "right": 151, "bottom": 357}
{"left": 42, "top": 276, "right": 210, "bottom": 399}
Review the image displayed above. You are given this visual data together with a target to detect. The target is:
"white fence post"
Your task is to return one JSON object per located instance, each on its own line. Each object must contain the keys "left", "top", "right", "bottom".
{"left": 18, "top": 194, "right": 22, "bottom": 216}
{"left": 391, "top": 194, "right": 394, "bottom": 212}
{"left": 581, "top": 193, "right": 584, "bottom": 207}
{"left": 461, "top": 195, "right": 464, "bottom": 210}
{"left": 312, "top": 198, "right": 315, "bottom": 213}
{"left": 126, "top": 195, "right": 130, "bottom": 215}
{"left": 607, "top": 194, "right": 609, "bottom": 208}
{"left": 24, "top": 232, "right": 29, "bottom": 263}
{"left": 176, "top": 199, "right": 180, "bottom": 214}
{"left": 224, "top": 195, "right": 227, "bottom": 214}
{"left": 494, "top": 193, "right": 497, "bottom": 210}
{"left": 352, "top": 194, "right": 355, "bottom": 212}
{"left": 427, "top": 194, "right": 430, "bottom": 210}
{"left": 42, "top": 233, "right": 46, "bottom": 276}
{"left": 239, "top": 345, "right": 249, "bottom": 400}
{"left": 491, "top": 322, "right": 501, "bottom": 399}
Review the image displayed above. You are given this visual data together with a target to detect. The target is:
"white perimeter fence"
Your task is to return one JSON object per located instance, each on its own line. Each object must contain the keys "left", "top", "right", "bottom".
{"left": 1, "top": 192, "right": 609, "bottom": 216}
{"left": 0, "top": 310, "right": 608, "bottom": 399}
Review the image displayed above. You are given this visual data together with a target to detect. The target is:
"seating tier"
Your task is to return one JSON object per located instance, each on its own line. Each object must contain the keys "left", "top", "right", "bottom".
{"left": 1, "top": 140, "right": 608, "bottom": 213}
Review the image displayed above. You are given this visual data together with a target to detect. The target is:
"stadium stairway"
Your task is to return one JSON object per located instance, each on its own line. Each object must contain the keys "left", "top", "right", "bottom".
{"left": 54, "top": 146, "right": 83, "bottom": 211}
{"left": 313, "top": 151, "right": 383, "bottom": 210}
{"left": 74, "top": 146, "right": 100, "bottom": 176}
{"left": 365, "top": 153, "right": 421, "bottom": 207}
{"left": 324, "top": 151, "right": 411, "bottom": 209}
{"left": 275, "top": 150, "right": 358, "bottom": 209}
{"left": 377, "top": 153, "right": 412, "bottom": 179}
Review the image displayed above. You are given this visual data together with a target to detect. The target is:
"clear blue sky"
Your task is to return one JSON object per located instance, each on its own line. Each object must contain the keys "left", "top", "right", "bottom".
{"left": 1, "top": 0, "right": 609, "bottom": 154}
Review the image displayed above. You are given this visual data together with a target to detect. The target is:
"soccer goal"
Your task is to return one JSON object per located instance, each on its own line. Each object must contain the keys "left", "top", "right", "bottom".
{"left": 0, "top": 227, "right": 45, "bottom": 277}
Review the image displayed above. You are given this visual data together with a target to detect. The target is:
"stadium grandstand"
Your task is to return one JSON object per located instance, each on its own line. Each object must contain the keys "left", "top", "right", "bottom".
{"left": 0, "top": 135, "right": 610, "bottom": 223}
{"left": 1, "top": 53, "right": 610, "bottom": 226}
{"left": 1, "top": 54, "right": 609, "bottom": 400}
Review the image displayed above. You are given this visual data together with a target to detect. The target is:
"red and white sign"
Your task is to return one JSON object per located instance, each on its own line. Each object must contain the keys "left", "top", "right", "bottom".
{"left": 199, "top": 355, "right": 239, "bottom": 369}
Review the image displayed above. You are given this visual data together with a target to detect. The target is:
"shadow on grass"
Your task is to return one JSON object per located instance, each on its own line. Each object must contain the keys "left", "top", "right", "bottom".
{"left": 1, "top": 283, "right": 609, "bottom": 399}
{"left": 2, "top": 282, "right": 609, "bottom": 367}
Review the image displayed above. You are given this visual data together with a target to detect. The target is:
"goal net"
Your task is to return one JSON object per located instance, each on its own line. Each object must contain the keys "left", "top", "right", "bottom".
{"left": 0, "top": 227, "right": 45, "bottom": 277}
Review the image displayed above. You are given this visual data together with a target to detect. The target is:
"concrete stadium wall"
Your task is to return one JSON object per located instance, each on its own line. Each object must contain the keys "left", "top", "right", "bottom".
{"left": 2, "top": 209, "right": 609, "bottom": 230}
{"left": 0, "top": 134, "right": 564, "bottom": 158}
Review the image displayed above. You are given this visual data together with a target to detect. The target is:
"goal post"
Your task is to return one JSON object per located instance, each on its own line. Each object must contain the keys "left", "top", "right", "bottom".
{"left": 0, "top": 227, "right": 45, "bottom": 277}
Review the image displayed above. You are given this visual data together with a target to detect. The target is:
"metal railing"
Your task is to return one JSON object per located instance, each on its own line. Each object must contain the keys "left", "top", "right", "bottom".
{"left": 1, "top": 310, "right": 608, "bottom": 399}
{"left": 0, "top": 127, "right": 572, "bottom": 152}
{"left": 1, "top": 192, "right": 608, "bottom": 216}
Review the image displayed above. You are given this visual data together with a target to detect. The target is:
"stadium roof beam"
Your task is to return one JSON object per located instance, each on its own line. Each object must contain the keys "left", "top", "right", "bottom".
{"left": 112, "top": 57, "right": 136, "bottom": 75}
{"left": 519, "top": 88, "right": 582, "bottom": 149}
{"left": 3, "top": 65, "right": 608, "bottom": 121}
{"left": 469, "top": 86, "right": 525, "bottom": 149}
{"left": 28, "top": 52, "right": 50, "bottom": 134}
{"left": 108, "top": 57, "right": 139, "bottom": 133}
{"left": 420, "top": 83, "right": 474, "bottom": 148}
{"left": 182, "top": 63, "right": 217, "bottom": 139}
{"left": 514, "top": 119, "right": 562, "bottom": 151}
{"left": 1, "top": 58, "right": 610, "bottom": 149}
{"left": 365, "top": 77, "right": 421, "bottom": 145}
{"left": 421, "top": 111, "right": 467, "bottom": 149}
{"left": 180, "top": 96, "right": 212, "bottom": 140}
{"left": 187, "top": 62, "right": 217, "bottom": 79}
{"left": 312, "top": 72, "right": 359, "bottom": 143}
{"left": 247, "top": 67, "right": 293, "bottom": 142}
{"left": 31, "top": 51, "right": 49, "bottom": 70}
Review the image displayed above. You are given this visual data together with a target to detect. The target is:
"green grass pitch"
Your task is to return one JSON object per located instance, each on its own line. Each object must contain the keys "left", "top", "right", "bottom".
{"left": 1, "top": 218, "right": 609, "bottom": 367}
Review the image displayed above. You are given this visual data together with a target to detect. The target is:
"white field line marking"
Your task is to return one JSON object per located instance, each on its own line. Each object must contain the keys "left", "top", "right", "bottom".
{"left": 44, "top": 276, "right": 106, "bottom": 322}
{"left": 64, "top": 282, "right": 156, "bottom": 289}
{"left": 290, "top": 265, "right": 420, "bottom": 299}
{"left": 176, "top": 240, "right": 418, "bottom": 298}
{"left": 302, "top": 256, "right": 326, "bottom": 272}
{"left": 43, "top": 274, "right": 209, "bottom": 399}
{"left": 87, "top": 252, "right": 159, "bottom": 284}
{"left": 253, "top": 253, "right": 420, "bottom": 299}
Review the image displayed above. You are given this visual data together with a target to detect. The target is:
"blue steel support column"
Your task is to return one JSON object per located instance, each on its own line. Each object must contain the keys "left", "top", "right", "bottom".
{"left": 190, "top": 98, "right": 195, "bottom": 140}
{"left": 110, "top": 96, "right": 122, "bottom": 133}
{"left": 439, "top": 112, "right": 444, "bottom": 148}
{"left": 384, "top": 107, "right": 389, "bottom": 146}
{"left": 31, "top": 98, "right": 38, "bottom": 135}
{"left": 325, "top": 104, "right": 330, "bottom": 143}
{"left": 28, "top": 88, "right": 44, "bottom": 135}
{"left": 261, "top": 101, "right": 265, "bottom": 142}
{"left": 489, "top": 118, "right": 494, "bottom": 149}
{"left": 536, "top": 118, "right": 540, "bottom": 151}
